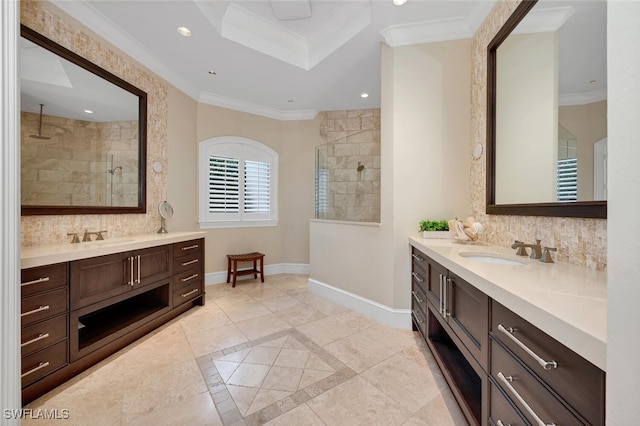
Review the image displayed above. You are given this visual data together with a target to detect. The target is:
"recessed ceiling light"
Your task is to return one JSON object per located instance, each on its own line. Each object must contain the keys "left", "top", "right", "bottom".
{"left": 177, "top": 26, "right": 192, "bottom": 37}
{"left": 393, "top": 0, "right": 408, "bottom": 6}
{"left": 84, "top": 109, "right": 94, "bottom": 114}
{"left": 360, "top": 92, "right": 369, "bottom": 98}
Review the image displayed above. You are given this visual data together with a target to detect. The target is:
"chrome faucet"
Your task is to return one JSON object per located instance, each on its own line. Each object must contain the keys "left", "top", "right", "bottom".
{"left": 511, "top": 239, "right": 543, "bottom": 259}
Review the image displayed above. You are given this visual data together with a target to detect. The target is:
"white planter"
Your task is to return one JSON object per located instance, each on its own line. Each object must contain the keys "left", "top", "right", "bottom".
{"left": 422, "top": 231, "right": 452, "bottom": 239}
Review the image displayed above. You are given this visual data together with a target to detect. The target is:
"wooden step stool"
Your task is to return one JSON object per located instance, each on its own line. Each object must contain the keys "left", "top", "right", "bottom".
{"left": 226, "top": 252, "right": 265, "bottom": 287}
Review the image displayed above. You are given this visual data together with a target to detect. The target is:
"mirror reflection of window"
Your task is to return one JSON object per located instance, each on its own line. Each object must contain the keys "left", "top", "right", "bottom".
{"left": 557, "top": 125, "right": 577, "bottom": 201}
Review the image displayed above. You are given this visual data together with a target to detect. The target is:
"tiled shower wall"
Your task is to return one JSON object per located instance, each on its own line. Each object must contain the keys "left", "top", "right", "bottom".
{"left": 20, "top": 0, "right": 168, "bottom": 247}
{"left": 317, "top": 110, "right": 381, "bottom": 223}
{"left": 21, "top": 112, "right": 139, "bottom": 207}
{"left": 470, "top": 0, "right": 607, "bottom": 270}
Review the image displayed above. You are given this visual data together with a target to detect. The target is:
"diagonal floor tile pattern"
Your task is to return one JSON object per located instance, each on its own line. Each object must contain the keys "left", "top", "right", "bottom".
{"left": 23, "top": 274, "right": 466, "bottom": 425}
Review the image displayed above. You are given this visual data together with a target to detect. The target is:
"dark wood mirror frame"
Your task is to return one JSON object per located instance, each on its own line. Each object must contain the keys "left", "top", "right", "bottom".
{"left": 21, "top": 25, "right": 147, "bottom": 216}
{"left": 486, "top": 0, "right": 606, "bottom": 219}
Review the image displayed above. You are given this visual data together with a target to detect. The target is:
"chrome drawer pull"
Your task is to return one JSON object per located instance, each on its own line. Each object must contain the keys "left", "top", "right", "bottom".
{"left": 181, "top": 273, "right": 199, "bottom": 282}
{"left": 181, "top": 259, "right": 199, "bottom": 266}
{"left": 497, "top": 372, "right": 556, "bottom": 426}
{"left": 21, "top": 305, "right": 50, "bottom": 317}
{"left": 21, "top": 333, "right": 50, "bottom": 348}
{"left": 129, "top": 256, "right": 134, "bottom": 286}
{"left": 411, "top": 253, "right": 424, "bottom": 262}
{"left": 496, "top": 421, "right": 511, "bottom": 426}
{"left": 439, "top": 274, "right": 443, "bottom": 314}
{"left": 181, "top": 244, "right": 199, "bottom": 251}
{"left": 21, "top": 361, "right": 50, "bottom": 378}
{"left": 498, "top": 324, "right": 558, "bottom": 370}
{"left": 412, "top": 310, "right": 424, "bottom": 324}
{"left": 411, "top": 290, "right": 423, "bottom": 304}
{"left": 411, "top": 272, "right": 424, "bottom": 283}
{"left": 136, "top": 255, "right": 141, "bottom": 284}
{"left": 21, "top": 277, "right": 50, "bottom": 287}
{"left": 181, "top": 288, "right": 199, "bottom": 298}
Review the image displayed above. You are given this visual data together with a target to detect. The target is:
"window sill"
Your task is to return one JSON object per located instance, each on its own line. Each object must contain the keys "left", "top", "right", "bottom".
{"left": 198, "top": 219, "right": 278, "bottom": 229}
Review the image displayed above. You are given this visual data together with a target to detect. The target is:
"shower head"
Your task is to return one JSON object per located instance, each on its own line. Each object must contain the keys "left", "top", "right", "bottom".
{"left": 29, "top": 103, "right": 51, "bottom": 140}
{"left": 107, "top": 166, "right": 122, "bottom": 175}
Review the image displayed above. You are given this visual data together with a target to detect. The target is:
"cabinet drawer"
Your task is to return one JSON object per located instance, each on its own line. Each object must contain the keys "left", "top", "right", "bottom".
{"left": 489, "top": 378, "right": 528, "bottom": 426}
{"left": 21, "top": 314, "right": 68, "bottom": 357}
{"left": 21, "top": 288, "right": 68, "bottom": 327}
{"left": 173, "top": 283, "right": 203, "bottom": 307}
{"left": 174, "top": 239, "right": 203, "bottom": 258}
{"left": 491, "top": 301, "right": 605, "bottom": 424}
{"left": 411, "top": 302, "right": 426, "bottom": 337}
{"left": 173, "top": 252, "right": 202, "bottom": 275}
{"left": 21, "top": 340, "right": 68, "bottom": 387}
{"left": 411, "top": 247, "right": 429, "bottom": 271}
{"left": 21, "top": 263, "right": 67, "bottom": 297}
{"left": 411, "top": 266, "right": 428, "bottom": 298}
{"left": 491, "top": 339, "right": 583, "bottom": 425}
{"left": 173, "top": 269, "right": 203, "bottom": 291}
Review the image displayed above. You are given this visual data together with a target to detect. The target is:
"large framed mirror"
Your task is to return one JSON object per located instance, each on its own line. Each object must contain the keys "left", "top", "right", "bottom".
{"left": 486, "top": 0, "right": 606, "bottom": 218}
{"left": 20, "top": 25, "right": 147, "bottom": 215}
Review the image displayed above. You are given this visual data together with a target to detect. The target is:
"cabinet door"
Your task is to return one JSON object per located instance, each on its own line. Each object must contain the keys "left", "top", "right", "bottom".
{"left": 70, "top": 252, "right": 131, "bottom": 309}
{"left": 136, "top": 245, "right": 172, "bottom": 286}
{"left": 423, "top": 256, "right": 448, "bottom": 316}
{"left": 447, "top": 272, "right": 489, "bottom": 369}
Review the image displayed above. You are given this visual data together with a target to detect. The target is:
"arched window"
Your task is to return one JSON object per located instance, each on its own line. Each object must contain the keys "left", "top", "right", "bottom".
{"left": 199, "top": 137, "right": 278, "bottom": 228}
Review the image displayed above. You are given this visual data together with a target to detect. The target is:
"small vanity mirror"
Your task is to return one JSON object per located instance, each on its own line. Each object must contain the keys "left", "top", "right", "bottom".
{"left": 20, "top": 25, "right": 147, "bottom": 215}
{"left": 487, "top": 0, "right": 607, "bottom": 218}
{"left": 158, "top": 201, "right": 174, "bottom": 234}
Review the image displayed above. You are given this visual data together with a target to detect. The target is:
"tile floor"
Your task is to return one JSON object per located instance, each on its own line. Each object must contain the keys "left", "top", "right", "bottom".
{"left": 24, "top": 274, "right": 467, "bottom": 425}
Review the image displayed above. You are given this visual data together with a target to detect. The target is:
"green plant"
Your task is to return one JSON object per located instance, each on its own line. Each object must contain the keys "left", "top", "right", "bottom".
{"left": 419, "top": 219, "right": 449, "bottom": 232}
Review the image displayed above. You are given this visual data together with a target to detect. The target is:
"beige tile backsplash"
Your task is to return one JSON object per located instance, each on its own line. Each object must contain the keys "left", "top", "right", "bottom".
{"left": 470, "top": 0, "right": 606, "bottom": 270}
{"left": 20, "top": 0, "right": 167, "bottom": 247}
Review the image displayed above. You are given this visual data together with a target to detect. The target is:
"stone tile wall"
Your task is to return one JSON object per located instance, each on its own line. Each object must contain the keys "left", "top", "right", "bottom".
{"left": 317, "top": 110, "right": 381, "bottom": 223}
{"left": 470, "top": 0, "right": 606, "bottom": 270}
{"left": 21, "top": 112, "right": 139, "bottom": 207}
{"left": 20, "top": 0, "right": 167, "bottom": 247}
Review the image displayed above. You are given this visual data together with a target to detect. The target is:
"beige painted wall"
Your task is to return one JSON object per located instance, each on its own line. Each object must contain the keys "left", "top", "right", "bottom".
{"left": 310, "top": 39, "right": 472, "bottom": 309}
{"left": 559, "top": 100, "right": 607, "bottom": 201}
{"left": 194, "top": 104, "right": 321, "bottom": 274}
{"left": 470, "top": 0, "right": 606, "bottom": 270}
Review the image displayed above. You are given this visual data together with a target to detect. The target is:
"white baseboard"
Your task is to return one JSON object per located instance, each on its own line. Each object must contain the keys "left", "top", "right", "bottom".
{"left": 308, "top": 278, "right": 412, "bottom": 330}
{"left": 205, "top": 263, "right": 310, "bottom": 285}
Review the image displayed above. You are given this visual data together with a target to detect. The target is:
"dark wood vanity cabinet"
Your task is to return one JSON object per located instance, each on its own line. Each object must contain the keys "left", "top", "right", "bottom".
{"left": 21, "top": 237, "right": 205, "bottom": 404}
{"left": 411, "top": 246, "right": 605, "bottom": 426}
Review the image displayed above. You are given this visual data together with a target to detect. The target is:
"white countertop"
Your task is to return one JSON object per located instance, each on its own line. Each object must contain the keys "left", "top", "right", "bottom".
{"left": 21, "top": 231, "right": 206, "bottom": 269}
{"left": 409, "top": 236, "right": 607, "bottom": 371}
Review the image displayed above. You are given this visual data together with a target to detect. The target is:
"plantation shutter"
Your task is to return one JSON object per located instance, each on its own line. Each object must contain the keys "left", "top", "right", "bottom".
{"left": 244, "top": 160, "right": 271, "bottom": 213}
{"left": 557, "top": 158, "right": 577, "bottom": 201}
{"left": 208, "top": 156, "right": 240, "bottom": 213}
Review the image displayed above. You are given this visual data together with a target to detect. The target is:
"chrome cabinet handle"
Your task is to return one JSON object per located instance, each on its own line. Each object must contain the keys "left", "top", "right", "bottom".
{"left": 136, "top": 255, "right": 141, "bottom": 284}
{"left": 181, "top": 244, "right": 199, "bottom": 251}
{"left": 181, "top": 259, "right": 199, "bottom": 266}
{"left": 496, "top": 421, "right": 511, "bottom": 426}
{"left": 497, "top": 372, "right": 555, "bottom": 426}
{"left": 498, "top": 324, "right": 558, "bottom": 370}
{"left": 438, "top": 274, "right": 443, "bottom": 314}
{"left": 411, "top": 253, "right": 424, "bottom": 262}
{"left": 181, "top": 273, "right": 199, "bottom": 282}
{"left": 412, "top": 309, "right": 424, "bottom": 324}
{"left": 21, "top": 361, "right": 50, "bottom": 378}
{"left": 21, "top": 277, "right": 50, "bottom": 287}
{"left": 129, "top": 256, "right": 134, "bottom": 286}
{"left": 181, "top": 288, "right": 199, "bottom": 298}
{"left": 411, "top": 290, "right": 423, "bottom": 304}
{"left": 411, "top": 272, "right": 424, "bottom": 283}
{"left": 443, "top": 277, "right": 448, "bottom": 317}
{"left": 21, "top": 333, "right": 50, "bottom": 348}
{"left": 21, "top": 305, "right": 50, "bottom": 317}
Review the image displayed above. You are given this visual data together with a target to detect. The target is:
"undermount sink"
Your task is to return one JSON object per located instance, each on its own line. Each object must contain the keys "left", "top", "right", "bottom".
{"left": 458, "top": 252, "right": 525, "bottom": 266}
{"left": 86, "top": 238, "right": 135, "bottom": 246}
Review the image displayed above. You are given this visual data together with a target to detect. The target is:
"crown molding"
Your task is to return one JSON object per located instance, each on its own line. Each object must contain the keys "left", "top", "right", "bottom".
{"left": 199, "top": 91, "right": 318, "bottom": 121}
{"left": 513, "top": 6, "right": 575, "bottom": 35}
{"left": 559, "top": 88, "right": 607, "bottom": 107}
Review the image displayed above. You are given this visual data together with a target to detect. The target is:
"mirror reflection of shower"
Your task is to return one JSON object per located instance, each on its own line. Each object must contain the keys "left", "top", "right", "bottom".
{"left": 107, "top": 154, "right": 122, "bottom": 206}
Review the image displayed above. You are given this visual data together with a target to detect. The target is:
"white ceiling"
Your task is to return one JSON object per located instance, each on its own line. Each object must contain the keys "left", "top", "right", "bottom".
{"left": 50, "top": 0, "right": 497, "bottom": 120}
